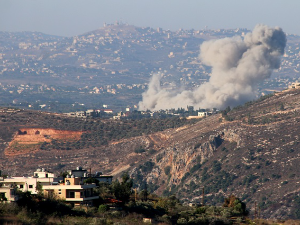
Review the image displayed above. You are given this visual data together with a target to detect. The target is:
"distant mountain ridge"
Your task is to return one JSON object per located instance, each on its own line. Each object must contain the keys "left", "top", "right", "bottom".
{"left": 0, "top": 24, "right": 298, "bottom": 87}
{"left": 0, "top": 24, "right": 299, "bottom": 112}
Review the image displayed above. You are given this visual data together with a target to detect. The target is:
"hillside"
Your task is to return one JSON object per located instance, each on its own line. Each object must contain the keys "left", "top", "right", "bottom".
{"left": 1, "top": 88, "right": 300, "bottom": 219}
{"left": 128, "top": 88, "right": 300, "bottom": 220}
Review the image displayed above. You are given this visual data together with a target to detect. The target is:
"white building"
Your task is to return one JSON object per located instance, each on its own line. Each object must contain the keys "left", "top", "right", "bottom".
{"left": 68, "top": 167, "right": 113, "bottom": 184}
{"left": 43, "top": 176, "right": 98, "bottom": 207}
{"left": 0, "top": 178, "right": 18, "bottom": 202}
{"left": 198, "top": 112, "right": 208, "bottom": 117}
{"left": 289, "top": 82, "right": 300, "bottom": 89}
{"left": 0, "top": 167, "right": 110, "bottom": 205}
{"left": 0, "top": 168, "right": 61, "bottom": 195}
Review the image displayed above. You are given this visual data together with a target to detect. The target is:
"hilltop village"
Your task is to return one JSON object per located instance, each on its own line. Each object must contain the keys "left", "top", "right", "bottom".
{"left": 64, "top": 105, "right": 216, "bottom": 120}
{"left": 0, "top": 23, "right": 299, "bottom": 112}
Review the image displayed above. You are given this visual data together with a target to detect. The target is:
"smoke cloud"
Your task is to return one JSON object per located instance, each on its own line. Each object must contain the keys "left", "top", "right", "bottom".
{"left": 138, "top": 24, "right": 286, "bottom": 111}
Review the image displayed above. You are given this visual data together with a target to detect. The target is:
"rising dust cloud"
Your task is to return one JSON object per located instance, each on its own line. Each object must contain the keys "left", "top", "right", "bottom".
{"left": 138, "top": 24, "right": 287, "bottom": 111}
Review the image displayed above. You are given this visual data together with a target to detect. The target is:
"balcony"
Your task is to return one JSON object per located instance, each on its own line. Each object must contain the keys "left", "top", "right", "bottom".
{"left": 65, "top": 196, "right": 99, "bottom": 202}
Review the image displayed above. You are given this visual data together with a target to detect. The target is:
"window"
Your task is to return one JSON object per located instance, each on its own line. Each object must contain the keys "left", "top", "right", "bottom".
{"left": 35, "top": 173, "right": 38, "bottom": 177}
{"left": 0, "top": 193, "right": 6, "bottom": 200}
{"left": 58, "top": 189, "right": 61, "bottom": 191}
{"left": 29, "top": 185, "right": 33, "bottom": 188}
{"left": 86, "top": 190, "right": 91, "bottom": 197}
{"left": 46, "top": 174, "right": 48, "bottom": 178}
{"left": 20, "top": 184, "right": 23, "bottom": 189}
{"left": 69, "top": 192, "right": 75, "bottom": 198}
{"left": 80, "top": 191, "right": 84, "bottom": 198}
{"left": 58, "top": 192, "right": 61, "bottom": 195}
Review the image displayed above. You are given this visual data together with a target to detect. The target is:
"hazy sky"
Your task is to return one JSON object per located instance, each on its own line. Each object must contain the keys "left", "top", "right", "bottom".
{"left": 0, "top": 0, "right": 299, "bottom": 37}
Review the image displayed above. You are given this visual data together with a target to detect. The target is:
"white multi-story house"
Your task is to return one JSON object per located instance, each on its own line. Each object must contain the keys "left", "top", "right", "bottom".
{"left": 0, "top": 177, "right": 18, "bottom": 202}
{"left": 0, "top": 167, "right": 104, "bottom": 206}
{"left": 43, "top": 175, "right": 98, "bottom": 207}
{"left": 0, "top": 168, "right": 61, "bottom": 195}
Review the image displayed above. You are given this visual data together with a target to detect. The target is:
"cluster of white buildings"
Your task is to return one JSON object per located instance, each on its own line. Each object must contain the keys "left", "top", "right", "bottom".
{"left": 65, "top": 109, "right": 114, "bottom": 118}
{"left": 289, "top": 82, "right": 300, "bottom": 89}
{"left": 0, "top": 167, "right": 112, "bottom": 207}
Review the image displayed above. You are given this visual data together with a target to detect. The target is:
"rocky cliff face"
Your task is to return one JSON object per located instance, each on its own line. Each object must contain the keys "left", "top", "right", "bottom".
{"left": 127, "top": 89, "right": 300, "bottom": 219}
{"left": 129, "top": 125, "right": 240, "bottom": 195}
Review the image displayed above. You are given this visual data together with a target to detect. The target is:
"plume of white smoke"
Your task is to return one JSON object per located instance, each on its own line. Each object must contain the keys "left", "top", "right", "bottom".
{"left": 138, "top": 24, "right": 286, "bottom": 111}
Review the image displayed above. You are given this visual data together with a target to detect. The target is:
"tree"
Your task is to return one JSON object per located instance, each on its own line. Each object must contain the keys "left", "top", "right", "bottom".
{"left": 223, "top": 195, "right": 248, "bottom": 216}
{"left": 36, "top": 182, "right": 43, "bottom": 196}
{"left": 112, "top": 172, "right": 133, "bottom": 204}
{"left": 222, "top": 106, "right": 231, "bottom": 116}
{"left": 279, "top": 102, "right": 284, "bottom": 111}
{"left": 139, "top": 182, "right": 148, "bottom": 201}
{"left": 59, "top": 171, "right": 69, "bottom": 178}
{"left": 94, "top": 182, "right": 111, "bottom": 199}
{"left": 154, "top": 195, "right": 179, "bottom": 212}
{"left": 84, "top": 177, "right": 99, "bottom": 186}
{"left": 164, "top": 166, "right": 171, "bottom": 175}
{"left": 139, "top": 189, "right": 149, "bottom": 201}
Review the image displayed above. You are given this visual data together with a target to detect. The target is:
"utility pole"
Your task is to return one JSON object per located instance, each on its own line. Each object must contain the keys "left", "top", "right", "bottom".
{"left": 133, "top": 188, "right": 137, "bottom": 202}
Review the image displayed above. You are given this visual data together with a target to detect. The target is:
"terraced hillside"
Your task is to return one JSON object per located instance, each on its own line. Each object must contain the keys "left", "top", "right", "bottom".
{"left": 5, "top": 128, "right": 82, "bottom": 156}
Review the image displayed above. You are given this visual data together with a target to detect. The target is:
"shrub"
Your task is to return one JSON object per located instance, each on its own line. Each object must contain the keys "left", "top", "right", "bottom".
{"left": 164, "top": 166, "right": 171, "bottom": 175}
{"left": 212, "top": 161, "right": 222, "bottom": 173}
{"left": 245, "top": 165, "right": 251, "bottom": 170}
{"left": 243, "top": 174, "right": 259, "bottom": 186}
{"left": 177, "top": 217, "right": 188, "bottom": 224}
{"left": 289, "top": 174, "right": 296, "bottom": 178}
{"left": 181, "top": 172, "right": 190, "bottom": 182}
{"left": 148, "top": 149, "right": 156, "bottom": 154}
{"left": 156, "top": 154, "right": 163, "bottom": 162}
{"left": 134, "top": 146, "right": 145, "bottom": 153}
{"left": 190, "top": 164, "right": 201, "bottom": 174}
{"left": 98, "top": 204, "right": 109, "bottom": 213}
{"left": 271, "top": 174, "right": 281, "bottom": 179}
{"left": 140, "top": 161, "right": 155, "bottom": 173}
{"left": 265, "top": 160, "right": 271, "bottom": 166}
{"left": 262, "top": 178, "right": 270, "bottom": 182}
{"left": 194, "top": 142, "right": 201, "bottom": 149}
{"left": 195, "top": 206, "right": 206, "bottom": 214}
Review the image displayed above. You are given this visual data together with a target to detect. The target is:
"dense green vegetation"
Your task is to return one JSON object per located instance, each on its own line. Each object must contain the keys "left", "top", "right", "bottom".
{"left": 0, "top": 177, "right": 251, "bottom": 225}
{"left": 1, "top": 168, "right": 300, "bottom": 224}
{"left": 3, "top": 182, "right": 295, "bottom": 225}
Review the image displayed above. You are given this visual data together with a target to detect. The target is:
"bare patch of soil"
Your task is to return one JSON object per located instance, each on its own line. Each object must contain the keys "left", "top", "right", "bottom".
{"left": 5, "top": 128, "right": 82, "bottom": 156}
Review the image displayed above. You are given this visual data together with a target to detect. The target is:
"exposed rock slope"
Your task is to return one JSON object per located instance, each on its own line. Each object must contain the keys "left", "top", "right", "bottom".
{"left": 1, "top": 89, "right": 300, "bottom": 218}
